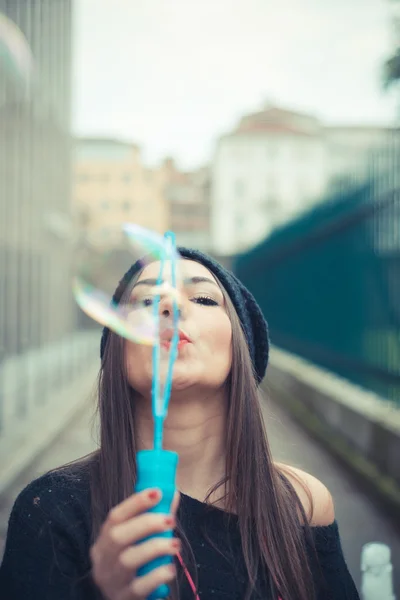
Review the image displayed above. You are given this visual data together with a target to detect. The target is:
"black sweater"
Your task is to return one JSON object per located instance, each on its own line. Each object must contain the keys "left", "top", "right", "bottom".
{"left": 0, "top": 467, "right": 360, "bottom": 600}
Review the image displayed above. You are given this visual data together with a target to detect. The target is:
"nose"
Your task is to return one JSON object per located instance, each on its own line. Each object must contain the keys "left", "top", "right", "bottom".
{"left": 158, "top": 287, "right": 185, "bottom": 320}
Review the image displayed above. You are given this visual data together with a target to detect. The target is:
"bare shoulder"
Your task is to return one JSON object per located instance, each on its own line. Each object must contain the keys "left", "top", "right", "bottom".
{"left": 275, "top": 462, "right": 335, "bottom": 526}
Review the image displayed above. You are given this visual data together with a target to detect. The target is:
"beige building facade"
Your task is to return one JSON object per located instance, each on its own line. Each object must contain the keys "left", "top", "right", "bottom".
{"left": 73, "top": 138, "right": 170, "bottom": 239}
{"left": 163, "top": 158, "right": 211, "bottom": 251}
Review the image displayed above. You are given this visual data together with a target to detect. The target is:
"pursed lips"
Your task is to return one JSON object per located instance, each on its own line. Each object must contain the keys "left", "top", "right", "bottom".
{"left": 160, "top": 329, "right": 192, "bottom": 350}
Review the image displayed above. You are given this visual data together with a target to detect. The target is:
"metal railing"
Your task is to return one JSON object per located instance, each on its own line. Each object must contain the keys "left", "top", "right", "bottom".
{"left": 0, "top": 329, "right": 100, "bottom": 434}
{"left": 0, "top": 328, "right": 100, "bottom": 495}
{"left": 234, "top": 135, "right": 400, "bottom": 407}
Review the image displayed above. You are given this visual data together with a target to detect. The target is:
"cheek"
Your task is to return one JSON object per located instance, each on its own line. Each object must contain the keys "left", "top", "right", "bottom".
{"left": 202, "top": 313, "right": 232, "bottom": 356}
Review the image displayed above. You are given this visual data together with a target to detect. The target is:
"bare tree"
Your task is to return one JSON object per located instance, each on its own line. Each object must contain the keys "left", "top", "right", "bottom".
{"left": 383, "top": 0, "right": 400, "bottom": 90}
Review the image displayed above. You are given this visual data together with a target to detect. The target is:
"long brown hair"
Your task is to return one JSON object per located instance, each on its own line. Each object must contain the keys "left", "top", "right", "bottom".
{"left": 74, "top": 267, "right": 316, "bottom": 600}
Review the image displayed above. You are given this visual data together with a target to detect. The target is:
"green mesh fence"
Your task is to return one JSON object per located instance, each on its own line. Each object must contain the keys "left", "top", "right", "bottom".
{"left": 233, "top": 145, "right": 400, "bottom": 407}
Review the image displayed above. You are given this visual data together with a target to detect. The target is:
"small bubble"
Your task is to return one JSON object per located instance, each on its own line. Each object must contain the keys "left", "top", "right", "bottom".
{"left": 48, "top": 520, "right": 52, "bottom": 524}
{"left": 48, "top": 489, "right": 52, "bottom": 493}
{"left": 27, "top": 514, "right": 31, "bottom": 518}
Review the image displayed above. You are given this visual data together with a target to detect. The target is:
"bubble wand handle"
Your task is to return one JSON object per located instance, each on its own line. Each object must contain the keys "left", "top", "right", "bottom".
{"left": 134, "top": 232, "right": 180, "bottom": 600}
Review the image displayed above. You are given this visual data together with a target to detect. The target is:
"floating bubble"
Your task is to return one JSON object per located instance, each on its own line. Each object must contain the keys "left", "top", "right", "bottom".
{"left": 72, "top": 223, "right": 183, "bottom": 346}
{"left": 0, "top": 13, "right": 34, "bottom": 96}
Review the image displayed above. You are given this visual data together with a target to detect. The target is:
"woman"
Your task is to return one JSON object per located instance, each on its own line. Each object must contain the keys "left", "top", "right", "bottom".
{"left": 0, "top": 248, "right": 359, "bottom": 600}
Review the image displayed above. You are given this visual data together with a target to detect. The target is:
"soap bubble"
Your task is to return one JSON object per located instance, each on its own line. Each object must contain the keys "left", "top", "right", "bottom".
{"left": 72, "top": 223, "right": 183, "bottom": 346}
{"left": 0, "top": 13, "right": 34, "bottom": 97}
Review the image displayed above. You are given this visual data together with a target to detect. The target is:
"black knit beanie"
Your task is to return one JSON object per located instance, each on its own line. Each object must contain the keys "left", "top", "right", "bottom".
{"left": 100, "top": 247, "right": 269, "bottom": 383}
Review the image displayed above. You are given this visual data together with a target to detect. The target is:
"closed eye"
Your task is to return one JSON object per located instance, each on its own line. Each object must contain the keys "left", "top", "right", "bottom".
{"left": 192, "top": 295, "right": 219, "bottom": 306}
{"left": 129, "top": 295, "right": 219, "bottom": 308}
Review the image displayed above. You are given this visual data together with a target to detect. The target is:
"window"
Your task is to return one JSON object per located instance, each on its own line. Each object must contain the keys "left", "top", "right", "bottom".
{"left": 264, "top": 195, "right": 279, "bottom": 212}
{"left": 297, "top": 179, "right": 309, "bottom": 199}
{"left": 122, "top": 173, "right": 133, "bottom": 183}
{"left": 266, "top": 176, "right": 277, "bottom": 194}
{"left": 235, "top": 210, "right": 244, "bottom": 232}
{"left": 122, "top": 200, "right": 131, "bottom": 211}
{"left": 234, "top": 179, "right": 245, "bottom": 198}
{"left": 101, "top": 200, "right": 110, "bottom": 210}
{"left": 77, "top": 173, "right": 89, "bottom": 183}
{"left": 266, "top": 144, "right": 278, "bottom": 159}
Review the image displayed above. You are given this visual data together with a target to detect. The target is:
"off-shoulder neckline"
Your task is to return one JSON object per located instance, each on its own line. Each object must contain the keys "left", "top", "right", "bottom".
{"left": 179, "top": 491, "right": 338, "bottom": 531}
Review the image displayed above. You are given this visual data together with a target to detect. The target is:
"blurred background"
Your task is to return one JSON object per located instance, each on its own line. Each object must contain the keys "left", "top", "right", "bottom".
{"left": 1, "top": 0, "right": 400, "bottom": 596}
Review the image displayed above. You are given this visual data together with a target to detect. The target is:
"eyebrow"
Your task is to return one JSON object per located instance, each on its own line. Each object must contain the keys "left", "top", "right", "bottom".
{"left": 133, "top": 276, "right": 219, "bottom": 288}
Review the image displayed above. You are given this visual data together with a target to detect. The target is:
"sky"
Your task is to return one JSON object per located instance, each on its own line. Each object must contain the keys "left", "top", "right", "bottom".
{"left": 72, "top": 0, "right": 399, "bottom": 169}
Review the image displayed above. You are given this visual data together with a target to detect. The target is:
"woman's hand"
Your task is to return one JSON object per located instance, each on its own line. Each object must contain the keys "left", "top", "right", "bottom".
{"left": 90, "top": 488, "right": 180, "bottom": 600}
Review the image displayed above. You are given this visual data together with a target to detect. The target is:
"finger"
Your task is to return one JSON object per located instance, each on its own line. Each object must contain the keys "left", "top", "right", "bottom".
{"left": 114, "top": 537, "right": 181, "bottom": 588}
{"left": 91, "top": 535, "right": 180, "bottom": 596}
{"left": 109, "top": 512, "right": 176, "bottom": 548}
{"left": 106, "top": 488, "right": 162, "bottom": 529}
{"left": 92, "top": 489, "right": 163, "bottom": 567}
{"left": 120, "top": 564, "right": 177, "bottom": 600}
{"left": 121, "top": 537, "right": 181, "bottom": 572}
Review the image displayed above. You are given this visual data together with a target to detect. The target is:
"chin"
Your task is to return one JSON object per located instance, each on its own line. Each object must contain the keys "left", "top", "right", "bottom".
{"left": 170, "top": 379, "right": 196, "bottom": 392}
{"left": 171, "top": 372, "right": 198, "bottom": 391}
{"left": 169, "top": 362, "right": 200, "bottom": 390}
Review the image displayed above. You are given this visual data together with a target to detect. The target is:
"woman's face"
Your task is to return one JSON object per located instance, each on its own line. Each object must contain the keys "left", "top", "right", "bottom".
{"left": 125, "top": 259, "right": 232, "bottom": 396}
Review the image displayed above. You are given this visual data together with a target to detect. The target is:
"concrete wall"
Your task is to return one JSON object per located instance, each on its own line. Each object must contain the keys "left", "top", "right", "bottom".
{"left": 0, "top": 330, "right": 100, "bottom": 496}
{"left": 266, "top": 346, "right": 400, "bottom": 521}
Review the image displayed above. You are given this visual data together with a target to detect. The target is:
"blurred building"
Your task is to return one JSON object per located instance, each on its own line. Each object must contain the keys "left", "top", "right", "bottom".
{"left": 211, "top": 105, "right": 327, "bottom": 256}
{"left": 211, "top": 104, "right": 395, "bottom": 256}
{"left": 0, "top": 0, "right": 74, "bottom": 356}
{"left": 325, "top": 126, "right": 395, "bottom": 190}
{"left": 163, "top": 158, "right": 211, "bottom": 251}
{"left": 73, "top": 138, "right": 169, "bottom": 237}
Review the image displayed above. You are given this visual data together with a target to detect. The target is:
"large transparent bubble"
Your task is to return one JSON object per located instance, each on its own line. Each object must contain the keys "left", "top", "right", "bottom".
{"left": 72, "top": 223, "right": 183, "bottom": 346}
{"left": 0, "top": 14, "right": 35, "bottom": 98}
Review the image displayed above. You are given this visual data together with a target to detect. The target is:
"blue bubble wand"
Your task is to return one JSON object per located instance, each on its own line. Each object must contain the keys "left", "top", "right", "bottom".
{"left": 134, "top": 231, "right": 180, "bottom": 600}
{"left": 72, "top": 224, "right": 183, "bottom": 600}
